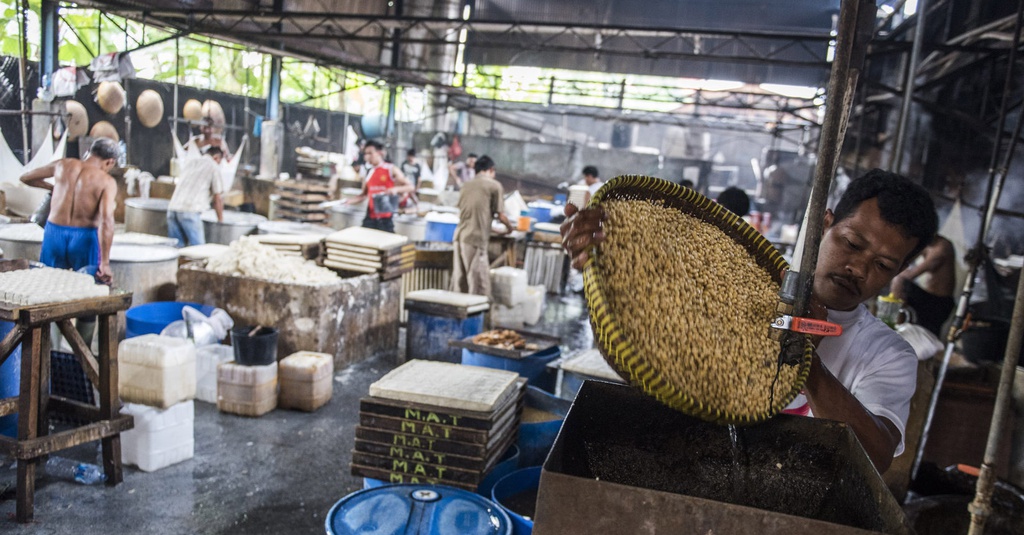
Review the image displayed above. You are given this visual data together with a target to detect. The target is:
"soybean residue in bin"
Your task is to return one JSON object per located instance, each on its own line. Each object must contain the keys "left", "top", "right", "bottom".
{"left": 557, "top": 385, "right": 891, "bottom": 532}
{"left": 595, "top": 198, "right": 797, "bottom": 418}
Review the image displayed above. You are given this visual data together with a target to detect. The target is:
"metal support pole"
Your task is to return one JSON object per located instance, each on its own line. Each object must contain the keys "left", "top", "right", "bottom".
{"left": 889, "top": 0, "right": 929, "bottom": 173}
{"left": 266, "top": 57, "right": 283, "bottom": 120}
{"left": 17, "top": 0, "right": 31, "bottom": 162}
{"left": 967, "top": 259, "right": 1024, "bottom": 535}
{"left": 910, "top": 0, "right": 1024, "bottom": 482}
{"left": 778, "top": 0, "right": 876, "bottom": 349}
{"left": 40, "top": 1, "right": 59, "bottom": 78}
{"left": 266, "top": 0, "right": 284, "bottom": 121}
{"left": 385, "top": 0, "right": 404, "bottom": 140}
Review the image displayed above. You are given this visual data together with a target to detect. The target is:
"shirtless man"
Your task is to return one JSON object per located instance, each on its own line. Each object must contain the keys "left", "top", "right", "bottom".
{"left": 20, "top": 138, "right": 119, "bottom": 285}
{"left": 890, "top": 235, "right": 956, "bottom": 336}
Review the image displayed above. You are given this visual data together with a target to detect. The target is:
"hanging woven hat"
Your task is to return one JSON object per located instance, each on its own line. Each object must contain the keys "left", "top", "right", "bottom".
{"left": 135, "top": 89, "right": 164, "bottom": 128}
{"left": 201, "top": 99, "right": 225, "bottom": 127}
{"left": 89, "top": 120, "right": 120, "bottom": 141}
{"left": 64, "top": 100, "right": 89, "bottom": 140}
{"left": 96, "top": 81, "right": 125, "bottom": 114}
{"left": 183, "top": 99, "right": 203, "bottom": 121}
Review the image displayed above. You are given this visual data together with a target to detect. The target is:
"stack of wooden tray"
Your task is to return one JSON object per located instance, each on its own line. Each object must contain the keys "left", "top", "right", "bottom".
{"left": 252, "top": 234, "right": 324, "bottom": 260}
{"left": 351, "top": 360, "right": 525, "bottom": 491}
{"left": 274, "top": 181, "right": 331, "bottom": 223}
{"left": 323, "top": 227, "right": 415, "bottom": 280}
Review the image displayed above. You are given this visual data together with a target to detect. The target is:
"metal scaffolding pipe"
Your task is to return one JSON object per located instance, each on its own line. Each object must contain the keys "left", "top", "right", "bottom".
{"left": 890, "top": 0, "right": 929, "bottom": 173}
{"left": 967, "top": 252, "right": 1024, "bottom": 534}
{"left": 781, "top": 0, "right": 876, "bottom": 339}
{"left": 911, "top": 0, "right": 1024, "bottom": 483}
{"left": 17, "top": 0, "right": 31, "bottom": 162}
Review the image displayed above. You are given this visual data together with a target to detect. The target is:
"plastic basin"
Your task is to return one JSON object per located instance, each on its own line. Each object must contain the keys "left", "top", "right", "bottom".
{"left": 125, "top": 301, "right": 216, "bottom": 338}
{"left": 491, "top": 466, "right": 542, "bottom": 535}
{"left": 425, "top": 221, "right": 457, "bottom": 242}
{"left": 461, "top": 346, "right": 560, "bottom": 392}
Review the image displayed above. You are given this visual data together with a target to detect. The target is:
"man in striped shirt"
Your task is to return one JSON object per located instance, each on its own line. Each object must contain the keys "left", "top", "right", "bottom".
{"left": 167, "top": 146, "right": 224, "bottom": 247}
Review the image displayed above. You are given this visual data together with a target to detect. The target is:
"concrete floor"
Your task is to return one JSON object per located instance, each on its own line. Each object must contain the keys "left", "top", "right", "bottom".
{"left": 0, "top": 293, "right": 592, "bottom": 534}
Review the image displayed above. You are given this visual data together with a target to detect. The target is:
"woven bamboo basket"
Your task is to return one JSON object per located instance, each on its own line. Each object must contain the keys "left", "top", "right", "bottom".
{"left": 582, "top": 175, "right": 813, "bottom": 425}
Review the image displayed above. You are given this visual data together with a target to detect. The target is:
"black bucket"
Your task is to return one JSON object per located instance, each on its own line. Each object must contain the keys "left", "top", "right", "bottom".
{"left": 961, "top": 317, "right": 1013, "bottom": 363}
{"left": 230, "top": 326, "right": 279, "bottom": 366}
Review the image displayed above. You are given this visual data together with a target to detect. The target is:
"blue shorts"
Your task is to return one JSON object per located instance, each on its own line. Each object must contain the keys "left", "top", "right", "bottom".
{"left": 40, "top": 222, "right": 100, "bottom": 271}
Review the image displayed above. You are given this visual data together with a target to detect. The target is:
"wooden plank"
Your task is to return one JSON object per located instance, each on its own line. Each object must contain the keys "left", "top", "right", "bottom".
{"left": 55, "top": 319, "right": 101, "bottom": 389}
{"left": 354, "top": 429, "right": 517, "bottom": 473}
{"left": 20, "top": 293, "right": 132, "bottom": 326}
{"left": 359, "top": 402, "right": 520, "bottom": 449}
{"left": 1, "top": 415, "right": 134, "bottom": 458}
{"left": 15, "top": 326, "right": 43, "bottom": 523}
{"left": 98, "top": 313, "right": 124, "bottom": 485}
{"left": 351, "top": 450, "right": 487, "bottom": 485}
{"left": 276, "top": 190, "right": 330, "bottom": 203}
{"left": 0, "top": 322, "right": 24, "bottom": 368}
{"left": 360, "top": 393, "right": 519, "bottom": 430}
{"left": 0, "top": 396, "right": 16, "bottom": 417}
{"left": 275, "top": 180, "right": 331, "bottom": 193}
{"left": 0, "top": 259, "right": 30, "bottom": 273}
{"left": 350, "top": 463, "right": 478, "bottom": 491}
{"left": 356, "top": 426, "right": 495, "bottom": 458}
{"left": 50, "top": 396, "right": 102, "bottom": 422}
{"left": 37, "top": 330, "right": 50, "bottom": 442}
{"left": 275, "top": 198, "right": 328, "bottom": 212}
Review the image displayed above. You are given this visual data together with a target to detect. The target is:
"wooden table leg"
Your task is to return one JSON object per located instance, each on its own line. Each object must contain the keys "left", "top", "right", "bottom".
{"left": 37, "top": 325, "right": 50, "bottom": 441}
{"left": 16, "top": 327, "right": 43, "bottom": 523}
{"left": 97, "top": 313, "right": 122, "bottom": 485}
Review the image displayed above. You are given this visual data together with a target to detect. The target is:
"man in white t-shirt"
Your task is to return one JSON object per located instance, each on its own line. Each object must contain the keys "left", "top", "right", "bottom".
{"left": 559, "top": 169, "right": 938, "bottom": 473}
{"left": 167, "top": 147, "right": 224, "bottom": 247}
{"left": 581, "top": 165, "right": 604, "bottom": 205}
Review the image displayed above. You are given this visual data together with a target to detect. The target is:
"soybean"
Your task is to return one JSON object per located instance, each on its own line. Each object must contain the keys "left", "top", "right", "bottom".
{"left": 596, "top": 199, "right": 798, "bottom": 418}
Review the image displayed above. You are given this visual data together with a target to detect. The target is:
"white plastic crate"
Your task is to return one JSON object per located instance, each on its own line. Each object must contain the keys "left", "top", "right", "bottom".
{"left": 490, "top": 267, "right": 528, "bottom": 307}
{"left": 195, "top": 345, "right": 234, "bottom": 404}
{"left": 120, "top": 400, "right": 194, "bottom": 472}
{"left": 119, "top": 334, "right": 196, "bottom": 408}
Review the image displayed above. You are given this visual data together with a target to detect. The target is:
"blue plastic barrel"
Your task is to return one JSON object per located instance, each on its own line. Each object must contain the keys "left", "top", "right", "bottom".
{"left": 517, "top": 387, "right": 571, "bottom": 467}
{"left": 327, "top": 484, "right": 512, "bottom": 535}
{"left": 424, "top": 221, "right": 457, "bottom": 243}
{"left": 125, "top": 301, "right": 216, "bottom": 338}
{"left": 461, "top": 346, "right": 560, "bottom": 391}
{"left": 491, "top": 467, "right": 542, "bottom": 535}
{"left": 407, "top": 310, "right": 485, "bottom": 363}
{"left": 0, "top": 321, "right": 20, "bottom": 437}
{"left": 477, "top": 444, "right": 521, "bottom": 497}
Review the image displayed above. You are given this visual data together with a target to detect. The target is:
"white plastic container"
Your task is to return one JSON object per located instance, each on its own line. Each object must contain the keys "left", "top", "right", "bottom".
{"left": 119, "top": 334, "right": 196, "bottom": 408}
{"left": 195, "top": 345, "right": 234, "bottom": 404}
{"left": 522, "top": 284, "right": 546, "bottom": 325}
{"left": 120, "top": 400, "right": 194, "bottom": 472}
{"left": 217, "top": 361, "right": 278, "bottom": 417}
{"left": 279, "top": 351, "right": 333, "bottom": 412}
{"left": 490, "top": 267, "right": 528, "bottom": 307}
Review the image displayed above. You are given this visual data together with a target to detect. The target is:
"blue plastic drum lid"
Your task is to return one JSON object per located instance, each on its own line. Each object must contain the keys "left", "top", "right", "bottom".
{"left": 327, "top": 484, "right": 512, "bottom": 535}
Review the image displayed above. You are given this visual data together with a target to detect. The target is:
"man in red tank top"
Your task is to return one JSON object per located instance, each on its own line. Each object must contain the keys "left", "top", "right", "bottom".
{"left": 345, "top": 140, "right": 414, "bottom": 233}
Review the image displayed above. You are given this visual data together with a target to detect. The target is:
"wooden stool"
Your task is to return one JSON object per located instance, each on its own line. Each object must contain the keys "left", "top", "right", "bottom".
{"left": 0, "top": 292, "right": 134, "bottom": 523}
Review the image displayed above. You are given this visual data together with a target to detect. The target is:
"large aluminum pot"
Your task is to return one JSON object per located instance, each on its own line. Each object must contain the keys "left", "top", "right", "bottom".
{"left": 125, "top": 197, "right": 171, "bottom": 237}
{"left": 201, "top": 210, "right": 267, "bottom": 244}
{"left": 0, "top": 223, "right": 44, "bottom": 261}
{"left": 393, "top": 214, "right": 426, "bottom": 241}
{"left": 109, "top": 244, "right": 179, "bottom": 306}
{"left": 257, "top": 221, "right": 333, "bottom": 236}
{"left": 329, "top": 204, "right": 365, "bottom": 230}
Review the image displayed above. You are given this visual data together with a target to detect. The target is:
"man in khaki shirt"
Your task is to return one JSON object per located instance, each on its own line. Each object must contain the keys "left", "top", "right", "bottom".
{"left": 452, "top": 155, "right": 513, "bottom": 296}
